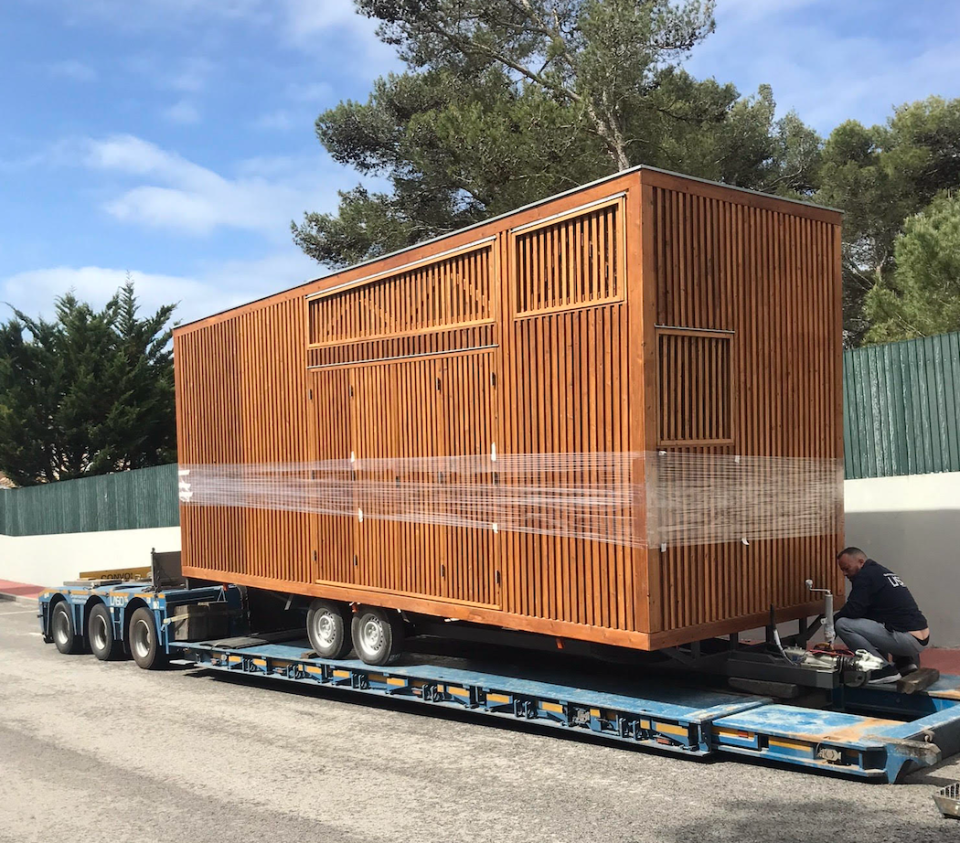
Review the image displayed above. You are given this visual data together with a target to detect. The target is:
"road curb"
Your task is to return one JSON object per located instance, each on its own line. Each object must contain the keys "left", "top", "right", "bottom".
{"left": 0, "top": 593, "right": 40, "bottom": 607}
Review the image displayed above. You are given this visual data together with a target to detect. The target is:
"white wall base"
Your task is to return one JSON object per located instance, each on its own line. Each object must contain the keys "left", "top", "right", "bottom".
{"left": 0, "top": 527, "right": 180, "bottom": 587}
{"left": 845, "top": 471, "right": 960, "bottom": 648}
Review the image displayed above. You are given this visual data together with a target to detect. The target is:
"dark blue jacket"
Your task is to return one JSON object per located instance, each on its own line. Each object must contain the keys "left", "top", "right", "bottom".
{"left": 834, "top": 559, "right": 928, "bottom": 632}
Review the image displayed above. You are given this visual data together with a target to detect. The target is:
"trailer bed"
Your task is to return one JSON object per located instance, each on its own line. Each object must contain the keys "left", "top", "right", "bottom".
{"left": 38, "top": 581, "right": 960, "bottom": 783}
{"left": 178, "top": 635, "right": 960, "bottom": 783}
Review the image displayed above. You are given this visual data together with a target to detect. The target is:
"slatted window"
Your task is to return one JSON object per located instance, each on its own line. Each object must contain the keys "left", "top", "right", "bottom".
{"left": 658, "top": 329, "right": 734, "bottom": 446}
{"left": 308, "top": 243, "right": 493, "bottom": 347}
{"left": 514, "top": 197, "right": 624, "bottom": 315}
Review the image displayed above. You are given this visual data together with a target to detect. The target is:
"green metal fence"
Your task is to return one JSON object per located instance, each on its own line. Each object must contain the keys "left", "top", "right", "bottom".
{"left": 0, "top": 463, "right": 179, "bottom": 537}
{"left": 844, "top": 331, "right": 960, "bottom": 480}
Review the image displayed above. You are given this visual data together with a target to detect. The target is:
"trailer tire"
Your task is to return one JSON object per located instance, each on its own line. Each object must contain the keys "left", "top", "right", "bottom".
{"left": 88, "top": 603, "right": 122, "bottom": 661}
{"left": 129, "top": 607, "right": 167, "bottom": 670}
{"left": 306, "top": 599, "right": 352, "bottom": 659}
{"left": 351, "top": 606, "right": 404, "bottom": 666}
{"left": 51, "top": 601, "right": 82, "bottom": 655}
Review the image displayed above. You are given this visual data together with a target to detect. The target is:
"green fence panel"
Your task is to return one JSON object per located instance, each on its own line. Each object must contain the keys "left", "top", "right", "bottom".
{"left": 844, "top": 331, "right": 960, "bottom": 479}
{"left": 0, "top": 463, "right": 180, "bottom": 537}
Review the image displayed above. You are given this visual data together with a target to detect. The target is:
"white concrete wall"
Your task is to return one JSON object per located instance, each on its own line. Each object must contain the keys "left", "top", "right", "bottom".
{"left": 0, "top": 527, "right": 180, "bottom": 586}
{"left": 844, "top": 471, "right": 960, "bottom": 647}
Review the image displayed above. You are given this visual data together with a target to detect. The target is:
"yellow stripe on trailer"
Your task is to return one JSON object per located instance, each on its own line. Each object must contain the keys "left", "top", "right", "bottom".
{"left": 228, "top": 656, "right": 242, "bottom": 664}
{"left": 305, "top": 665, "right": 323, "bottom": 675}
{"left": 541, "top": 702, "right": 565, "bottom": 714}
{"left": 448, "top": 687, "right": 470, "bottom": 699}
{"left": 769, "top": 737, "right": 813, "bottom": 753}
{"left": 656, "top": 722, "right": 688, "bottom": 738}
{"left": 368, "top": 673, "right": 407, "bottom": 686}
{"left": 333, "top": 669, "right": 350, "bottom": 678}
{"left": 252, "top": 658, "right": 267, "bottom": 667}
{"left": 78, "top": 566, "right": 151, "bottom": 580}
{"left": 487, "top": 693, "right": 511, "bottom": 704}
{"left": 716, "top": 728, "right": 755, "bottom": 740}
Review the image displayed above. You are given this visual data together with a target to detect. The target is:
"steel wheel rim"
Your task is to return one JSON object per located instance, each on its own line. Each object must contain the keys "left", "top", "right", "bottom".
{"left": 53, "top": 607, "right": 70, "bottom": 645}
{"left": 360, "top": 616, "right": 384, "bottom": 655}
{"left": 132, "top": 618, "right": 152, "bottom": 660}
{"left": 92, "top": 614, "right": 108, "bottom": 651}
{"left": 315, "top": 611, "right": 338, "bottom": 647}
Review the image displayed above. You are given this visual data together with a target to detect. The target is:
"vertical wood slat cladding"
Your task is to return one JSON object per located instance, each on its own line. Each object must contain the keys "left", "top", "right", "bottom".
{"left": 175, "top": 167, "right": 843, "bottom": 651}
{"left": 175, "top": 297, "right": 311, "bottom": 586}
{"left": 514, "top": 198, "right": 623, "bottom": 314}
{"left": 646, "top": 180, "right": 844, "bottom": 633}
{"left": 657, "top": 330, "right": 733, "bottom": 446}
{"left": 503, "top": 196, "right": 632, "bottom": 628}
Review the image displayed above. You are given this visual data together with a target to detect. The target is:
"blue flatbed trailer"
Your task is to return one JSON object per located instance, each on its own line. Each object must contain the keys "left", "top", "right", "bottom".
{"left": 37, "top": 580, "right": 960, "bottom": 783}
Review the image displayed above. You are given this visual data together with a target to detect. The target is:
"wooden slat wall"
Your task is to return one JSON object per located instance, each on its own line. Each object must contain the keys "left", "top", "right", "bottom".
{"left": 174, "top": 167, "right": 843, "bottom": 650}
{"left": 643, "top": 174, "right": 844, "bottom": 635}
{"left": 500, "top": 197, "right": 634, "bottom": 630}
{"left": 175, "top": 297, "right": 313, "bottom": 585}
{"left": 657, "top": 330, "right": 733, "bottom": 446}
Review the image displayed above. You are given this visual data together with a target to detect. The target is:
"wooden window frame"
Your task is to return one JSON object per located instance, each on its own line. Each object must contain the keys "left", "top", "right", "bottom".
{"left": 656, "top": 326, "right": 735, "bottom": 447}
{"left": 511, "top": 194, "right": 626, "bottom": 318}
{"left": 305, "top": 240, "right": 497, "bottom": 349}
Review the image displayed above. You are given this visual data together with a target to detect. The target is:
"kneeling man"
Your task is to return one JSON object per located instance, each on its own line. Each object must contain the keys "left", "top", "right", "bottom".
{"left": 834, "top": 547, "right": 930, "bottom": 684}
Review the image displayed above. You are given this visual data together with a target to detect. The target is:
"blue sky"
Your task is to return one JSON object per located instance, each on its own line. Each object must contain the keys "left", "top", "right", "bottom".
{"left": 1, "top": 0, "right": 959, "bottom": 326}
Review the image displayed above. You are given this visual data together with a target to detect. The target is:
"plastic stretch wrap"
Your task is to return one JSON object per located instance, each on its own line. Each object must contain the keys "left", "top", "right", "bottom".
{"left": 178, "top": 452, "right": 841, "bottom": 550}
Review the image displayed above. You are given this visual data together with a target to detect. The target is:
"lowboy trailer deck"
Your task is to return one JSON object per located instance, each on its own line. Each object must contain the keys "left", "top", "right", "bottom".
{"left": 37, "top": 578, "right": 960, "bottom": 783}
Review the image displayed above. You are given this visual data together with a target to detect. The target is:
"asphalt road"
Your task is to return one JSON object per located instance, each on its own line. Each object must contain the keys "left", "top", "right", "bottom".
{"left": 2, "top": 599, "right": 960, "bottom": 843}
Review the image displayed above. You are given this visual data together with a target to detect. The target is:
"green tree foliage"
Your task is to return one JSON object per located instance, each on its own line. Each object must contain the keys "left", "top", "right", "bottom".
{"left": 0, "top": 283, "right": 177, "bottom": 486}
{"left": 293, "top": 0, "right": 822, "bottom": 268}
{"left": 817, "top": 97, "right": 960, "bottom": 343}
{"left": 863, "top": 192, "right": 960, "bottom": 343}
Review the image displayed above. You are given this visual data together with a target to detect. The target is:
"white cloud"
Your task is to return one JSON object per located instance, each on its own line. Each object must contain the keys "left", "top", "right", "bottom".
{"left": 254, "top": 109, "right": 298, "bottom": 131}
{"left": 1, "top": 250, "right": 323, "bottom": 326}
{"left": 81, "top": 134, "right": 329, "bottom": 240}
{"left": 167, "top": 56, "right": 216, "bottom": 93}
{"left": 686, "top": 0, "right": 960, "bottom": 132}
{"left": 286, "top": 81, "right": 334, "bottom": 103}
{"left": 163, "top": 99, "right": 202, "bottom": 124}
{"left": 277, "top": 0, "right": 398, "bottom": 74}
{"left": 47, "top": 59, "right": 97, "bottom": 82}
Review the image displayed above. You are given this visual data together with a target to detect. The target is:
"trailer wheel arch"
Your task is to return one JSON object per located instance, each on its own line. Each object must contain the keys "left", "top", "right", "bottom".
{"left": 44, "top": 593, "right": 69, "bottom": 644}
{"left": 49, "top": 597, "right": 83, "bottom": 654}
{"left": 82, "top": 595, "right": 105, "bottom": 649}
{"left": 121, "top": 597, "right": 150, "bottom": 657}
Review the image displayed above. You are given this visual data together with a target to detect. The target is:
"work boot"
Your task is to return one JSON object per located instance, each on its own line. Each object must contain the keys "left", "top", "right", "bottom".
{"left": 894, "top": 656, "right": 918, "bottom": 676}
{"left": 867, "top": 663, "right": 902, "bottom": 685}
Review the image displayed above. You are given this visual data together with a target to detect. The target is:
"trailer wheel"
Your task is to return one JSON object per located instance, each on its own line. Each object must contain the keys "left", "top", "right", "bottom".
{"left": 351, "top": 606, "right": 404, "bottom": 666}
{"left": 88, "top": 603, "right": 122, "bottom": 661}
{"left": 306, "top": 599, "right": 352, "bottom": 659}
{"left": 129, "top": 607, "right": 168, "bottom": 670}
{"left": 51, "top": 601, "right": 82, "bottom": 655}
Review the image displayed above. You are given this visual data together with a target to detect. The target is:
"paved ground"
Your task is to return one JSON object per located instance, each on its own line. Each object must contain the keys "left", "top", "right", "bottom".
{"left": 2, "top": 599, "right": 960, "bottom": 843}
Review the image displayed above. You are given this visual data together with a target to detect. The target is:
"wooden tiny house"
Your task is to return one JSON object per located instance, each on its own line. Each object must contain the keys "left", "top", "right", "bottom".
{"left": 174, "top": 166, "right": 844, "bottom": 652}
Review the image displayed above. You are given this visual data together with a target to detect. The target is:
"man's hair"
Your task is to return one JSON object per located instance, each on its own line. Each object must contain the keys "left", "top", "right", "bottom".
{"left": 837, "top": 547, "right": 867, "bottom": 561}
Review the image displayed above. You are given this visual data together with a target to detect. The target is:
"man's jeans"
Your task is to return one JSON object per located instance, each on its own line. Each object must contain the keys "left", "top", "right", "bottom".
{"left": 835, "top": 616, "right": 927, "bottom": 662}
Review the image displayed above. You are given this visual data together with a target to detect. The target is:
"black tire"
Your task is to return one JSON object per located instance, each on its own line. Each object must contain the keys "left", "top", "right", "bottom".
{"left": 306, "top": 599, "right": 353, "bottom": 659}
{"left": 51, "top": 601, "right": 82, "bottom": 655}
{"left": 350, "top": 606, "right": 404, "bottom": 666}
{"left": 129, "top": 607, "right": 167, "bottom": 670}
{"left": 87, "top": 603, "right": 122, "bottom": 661}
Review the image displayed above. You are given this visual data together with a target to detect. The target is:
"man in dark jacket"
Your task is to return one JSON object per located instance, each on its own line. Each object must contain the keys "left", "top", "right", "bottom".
{"left": 834, "top": 547, "right": 931, "bottom": 684}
